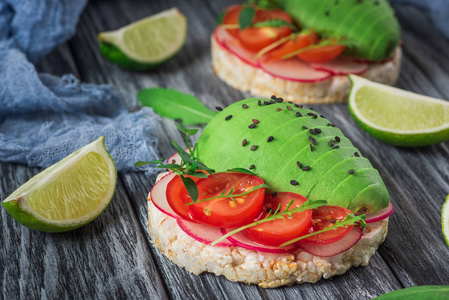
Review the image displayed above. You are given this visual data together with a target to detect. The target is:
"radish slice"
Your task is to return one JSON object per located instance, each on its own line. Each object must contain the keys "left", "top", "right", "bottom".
{"left": 214, "top": 26, "right": 258, "bottom": 66}
{"left": 297, "top": 226, "right": 363, "bottom": 257}
{"left": 365, "top": 201, "right": 394, "bottom": 224}
{"left": 259, "top": 56, "right": 331, "bottom": 82}
{"left": 177, "top": 218, "right": 234, "bottom": 247}
{"left": 311, "top": 58, "right": 368, "bottom": 75}
{"left": 220, "top": 228, "right": 299, "bottom": 254}
{"left": 166, "top": 153, "right": 182, "bottom": 171}
{"left": 149, "top": 172, "right": 180, "bottom": 219}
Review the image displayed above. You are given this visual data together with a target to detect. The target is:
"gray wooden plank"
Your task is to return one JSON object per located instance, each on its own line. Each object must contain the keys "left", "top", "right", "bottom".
{"left": 0, "top": 162, "right": 169, "bottom": 300}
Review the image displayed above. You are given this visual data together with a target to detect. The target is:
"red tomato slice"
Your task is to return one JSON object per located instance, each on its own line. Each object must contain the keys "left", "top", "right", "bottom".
{"left": 243, "top": 192, "right": 312, "bottom": 247}
{"left": 298, "top": 205, "right": 353, "bottom": 245}
{"left": 267, "top": 32, "right": 318, "bottom": 60}
{"left": 297, "top": 43, "right": 345, "bottom": 63}
{"left": 167, "top": 172, "right": 266, "bottom": 228}
{"left": 223, "top": 5, "right": 243, "bottom": 37}
{"left": 166, "top": 174, "right": 202, "bottom": 222}
{"left": 238, "top": 8, "right": 293, "bottom": 52}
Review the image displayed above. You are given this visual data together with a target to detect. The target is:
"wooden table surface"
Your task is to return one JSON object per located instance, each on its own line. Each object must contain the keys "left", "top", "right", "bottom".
{"left": 2, "top": 0, "right": 449, "bottom": 299}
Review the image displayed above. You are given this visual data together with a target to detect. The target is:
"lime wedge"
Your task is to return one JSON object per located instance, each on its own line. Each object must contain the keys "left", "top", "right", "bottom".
{"left": 98, "top": 8, "right": 187, "bottom": 71}
{"left": 2, "top": 136, "right": 117, "bottom": 232}
{"left": 348, "top": 75, "right": 449, "bottom": 147}
{"left": 442, "top": 195, "right": 449, "bottom": 247}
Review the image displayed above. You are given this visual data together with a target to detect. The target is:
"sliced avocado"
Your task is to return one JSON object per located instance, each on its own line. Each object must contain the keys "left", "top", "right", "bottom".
{"left": 349, "top": 183, "right": 389, "bottom": 213}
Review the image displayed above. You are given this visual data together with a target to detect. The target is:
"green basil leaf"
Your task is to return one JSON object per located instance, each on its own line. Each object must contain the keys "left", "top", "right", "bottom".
{"left": 375, "top": 286, "right": 449, "bottom": 300}
{"left": 180, "top": 175, "right": 199, "bottom": 202}
{"left": 138, "top": 88, "right": 217, "bottom": 125}
{"left": 238, "top": 6, "right": 255, "bottom": 29}
{"left": 227, "top": 168, "right": 256, "bottom": 175}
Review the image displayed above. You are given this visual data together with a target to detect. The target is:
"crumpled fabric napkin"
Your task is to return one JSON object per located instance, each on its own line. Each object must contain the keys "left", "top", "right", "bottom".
{"left": 0, "top": 0, "right": 158, "bottom": 172}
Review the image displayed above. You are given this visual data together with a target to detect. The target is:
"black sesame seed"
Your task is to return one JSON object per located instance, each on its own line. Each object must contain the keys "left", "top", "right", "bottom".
{"left": 313, "top": 114, "right": 318, "bottom": 119}
{"left": 314, "top": 128, "right": 322, "bottom": 133}
{"left": 215, "top": 106, "right": 223, "bottom": 111}
{"left": 330, "top": 219, "right": 336, "bottom": 224}
{"left": 329, "top": 139, "right": 334, "bottom": 147}
{"left": 332, "top": 145, "right": 340, "bottom": 149}
{"left": 321, "top": 115, "right": 325, "bottom": 118}
{"left": 277, "top": 97, "right": 284, "bottom": 103}
{"left": 277, "top": 107, "right": 282, "bottom": 111}
{"left": 252, "top": 119, "right": 259, "bottom": 124}
{"left": 267, "top": 208, "right": 273, "bottom": 213}
{"left": 328, "top": 123, "right": 336, "bottom": 127}
{"left": 296, "top": 112, "right": 303, "bottom": 117}
{"left": 242, "top": 104, "right": 249, "bottom": 109}
{"left": 335, "top": 136, "right": 341, "bottom": 142}
{"left": 225, "top": 115, "right": 232, "bottom": 120}
{"left": 249, "top": 164, "right": 255, "bottom": 170}
{"left": 348, "top": 169, "right": 355, "bottom": 174}
{"left": 267, "top": 136, "right": 274, "bottom": 142}
{"left": 272, "top": 192, "right": 277, "bottom": 197}
{"left": 251, "top": 145, "right": 258, "bottom": 151}
{"left": 310, "top": 107, "right": 314, "bottom": 111}
{"left": 297, "top": 161, "right": 302, "bottom": 168}
{"left": 258, "top": 100, "right": 262, "bottom": 106}
{"left": 302, "top": 166, "right": 311, "bottom": 171}
{"left": 288, "top": 101, "right": 293, "bottom": 104}
{"left": 290, "top": 180, "right": 299, "bottom": 186}
{"left": 309, "top": 129, "right": 316, "bottom": 135}
{"left": 302, "top": 126, "right": 308, "bottom": 130}
{"left": 298, "top": 104, "right": 303, "bottom": 108}
{"left": 264, "top": 101, "right": 271, "bottom": 105}
{"left": 294, "top": 103, "right": 301, "bottom": 108}
{"left": 309, "top": 136, "right": 317, "bottom": 145}
{"left": 354, "top": 152, "right": 360, "bottom": 157}
{"left": 286, "top": 105, "right": 292, "bottom": 111}
{"left": 248, "top": 124, "right": 256, "bottom": 129}
{"left": 242, "top": 139, "right": 247, "bottom": 146}
{"left": 271, "top": 95, "right": 277, "bottom": 100}
{"left": 310, "top": 144, "right": 313, "bottom": 151}
{"left": 307, "top": 112, "right": 314, "bottom": 116}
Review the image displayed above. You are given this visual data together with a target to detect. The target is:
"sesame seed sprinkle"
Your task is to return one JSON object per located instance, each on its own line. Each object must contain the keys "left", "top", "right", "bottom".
{"left": 348, "top": 169, "right": 354, "bottom": 174}
{"left": 294, "top": 104, "right": 301, "bottom": 108}
{"left": 307, "top": 112, "right": 314, "bottom": 117}
{"left": 242, "top": 139, "right": 247, "bottom": 146}
{"left": 264, "top": 101, "right": 271, "bottom": 105}
{"left": 276, "top": 97, "right": 284, "bottom": 103}
{"left": 329, "top": 139, "right": 334, "bottom": 147}
{"left": 277, "top": 107, "right": 282, "bottom": 111}
{"left": 298, "top": 104, "right": 303, "bottom": 108}
{"left": 296, "top": 112, "right": 303, "bottom": 117}
{"left": 290, "top": 180, "right": 299, "bottom": 186}
{"left": 354, "top": 152, "right": 360, "bottom": 157}
{"left": 297, "top": 161, "right": 302, "bottom": 168}
{"left": 286, "top": 105, "right": 292, "bottom": 111}
{"left": 267, "top": 136, "right": 274, "bottom": 142}
{"left": 335, "top": 136, "right": 341, "bottom": 142}
{"left": 332, "top": 145, "right": 340, "bottom": 149}
{"left": 258, "top": 100, "right": 262, "bottom": 106}
{"left": 271, "top": 95, "right": 277, "bottom": 100}
{"left": 309, "top": 129, "right": 316, "bottom": 135}
{"left": 251, "top": 145, "right": 258, "bottom": 151}
{"left": 248, "top": 124, "right": 256, "bottom": 129}
{"left": 270, "top": 100, "right": 276, "bottom": 104}
{"left": 302, "top": 126, "right": 308, "bottom": 130}
{"left": 215, "top": 106, "right": 223, "bottom": 111}
{"left": 309, "top": 136, "right": 317, "bottom": 145}
{"left": 314, "top": 128, "right": 322, "bottom": 133}
{"left": 310, "top": 144, "right": 313, "bottom": 151}
{"left": 302, "top": 166, "right": 311, "bottom": 171}
{"left": 252, "top": 119, "right": 259, "bottom": 124}
{"left": 288, "top": 101, "right": 293, "bottom": 104}
{"left": 249, "top": 164, "right": 255, "bottom": 170}
{"left": 242, "top": 104, "right": 249, "bottom": 109}
{"left": 328, "top": 123, "right": 336, "bottom": 127}
{"left": 225, "top": 115, "right": 232, "bottom": 120}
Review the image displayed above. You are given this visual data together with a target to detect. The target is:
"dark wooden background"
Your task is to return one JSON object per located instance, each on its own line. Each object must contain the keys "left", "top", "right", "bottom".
{"left": 2, "top": 0, "right": 449, "bottom": 299}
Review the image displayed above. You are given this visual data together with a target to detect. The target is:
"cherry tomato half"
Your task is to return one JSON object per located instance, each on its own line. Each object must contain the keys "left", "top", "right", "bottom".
{"left": 296, "top": 43, "right": 345, "bottom": 63}
{"left": 243, "top": 192, "right": 312, "bottom": 247}
{"left": 223, "top": 5, "right": 243, "bottom": 37}
{"left": 166, "top": 174, "right": 202, "bottom": 222}
{"left": 267, "top": 31, "right": 318, "bottom": 61}
{"left": 298, "top": 205, "right": 353, "bottom": 245}
{"left": 167, "top": 172, "right": 266, "bottom": 228}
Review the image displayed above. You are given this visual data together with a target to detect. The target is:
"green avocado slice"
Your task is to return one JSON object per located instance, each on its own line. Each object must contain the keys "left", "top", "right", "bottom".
{"left": 196, "top": 98, "right": 390, "bottom": 213}
{"left": 349, "top": 183, "right": 389, "bottom": 213}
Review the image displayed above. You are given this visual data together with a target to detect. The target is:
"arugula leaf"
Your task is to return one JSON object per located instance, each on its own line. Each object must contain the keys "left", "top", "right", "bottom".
{"left": 253, "top": 19, "right": 296, "bottom": 30}
{"left": 137, "top": 88, "right": 217, "bottom": 125}
{"left": 227, "top": 168, "right": 257, "bottom": 175}
{"left": 374, "top": 286, "right": 449, "bottom": 300}
{"left": 175, "top": 121, "right": 198, "bottom": 136}
{"left": 179, "top": 175, "right": 199, "bottom": 202}
{"left": 239, "top": 6, "right": 255, "bottom": 29}
{"left": 134, "top": 159, "right": 163, "bottom": 167}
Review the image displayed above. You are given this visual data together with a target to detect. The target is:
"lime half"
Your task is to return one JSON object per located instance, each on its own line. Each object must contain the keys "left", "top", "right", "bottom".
{"left": 2, "top": 136, "right": 117, "bottom": 232}
{"left": 348, "top": 75, "right": 449, "bottom": 147}
{"left": 442, "top": 195, "right": 449, "bottom": 247}
{"left": 98, "top": 8, "right": 187, "bottom": 71}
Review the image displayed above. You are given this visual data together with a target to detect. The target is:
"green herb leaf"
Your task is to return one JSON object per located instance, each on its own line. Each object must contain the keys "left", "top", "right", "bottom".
{"left": 253, "top": 19, "right": 296, "bottom": 30}
{"left": 256, "top": 0, "right": 281, "bottom": 9}
{"left": 227, "top": 168, "right": 257, "bottom": 175}
{"left": 171, "top": 141, "right": 196, "bottom": 165}
{"left": 211, "top": 199, "right": 327, "bottom": 245}
{"left": 239, "top": 6, "right": 255, "bottom": 29}
{"left": 374, "top": 286, "right": 449, "bottom": 300}
{"left": 175, "top": 121, "right": 198, "bottom": 136}
{"left": 134, "top": 159, "right": 163, "bottom": 167}
{"left": 280, "top": 213, "right": 366, "bottom": 247}
{"left": 186, "top": 184, "right": 269, "bottom": 206}
{"left": 180, "top": 175, "right": 199, "bottom": 202}
{"left": 190, "top": 172, "right": 208, "bottom": 178}
{"left": 138, "top": 88, "right": 217, "bottom": 125}
{"left": 216, "top": 11, "right": 225, "bottom": 27}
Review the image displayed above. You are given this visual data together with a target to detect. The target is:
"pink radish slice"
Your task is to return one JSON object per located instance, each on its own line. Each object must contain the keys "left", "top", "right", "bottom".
{"left": 259, "top": 56, "right": 331, "bottom": 82}
{"left": 214, "top": 26, "right": 258, "bottom": 66}
{"left": 311, "top": 58, "right": 368, "bottom": 75}
{"left": 177, "top": 218, "right": 234, "bottom": 247}
{"left": 220, "top": 228, "right": 299, "bottom": 254}
{"left": 365, "top": 201, "right": 394, "bottom": 224}
{"left": 297, "top": 226, "right": 363, "bottom": 257}
{"left": 166, "top": 153, "right": 182, "bottom": 173}
{"left": 149, "top": 172, "right": 181, "bottom": 219}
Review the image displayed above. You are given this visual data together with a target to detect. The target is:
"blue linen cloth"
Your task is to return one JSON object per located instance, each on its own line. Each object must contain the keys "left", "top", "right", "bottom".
{"left": 391, "top": 0, "right": 449, "bottom": 39}
{"left": 0, "top": 0, "right": 158, "bottom": 172}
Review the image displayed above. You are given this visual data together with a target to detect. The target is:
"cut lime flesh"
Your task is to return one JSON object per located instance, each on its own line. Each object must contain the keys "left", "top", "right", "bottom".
{"left": 442, "top": 195, "right": 449, "bottom": 248}
{"left": 349, "top": 75, "right": 449, "bottom": 147}
{"left": 99, "top": 8, "right": 187, "bottom": 70}
{"left": 2, "top": 136, "right": 117, "bottom": 232}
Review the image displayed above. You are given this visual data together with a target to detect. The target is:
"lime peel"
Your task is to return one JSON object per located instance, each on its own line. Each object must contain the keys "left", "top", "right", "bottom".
{"left": 442, "top": 194, "right": 449, "bottom": 248}
{"left": 2, "top": 136, "right": 117, "bottom": 232}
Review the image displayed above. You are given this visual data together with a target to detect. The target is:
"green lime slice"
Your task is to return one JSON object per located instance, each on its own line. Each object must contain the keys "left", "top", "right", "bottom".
{"left": 442, "top": 195, "right": 449, "bottom": 248}
{"left": 348, "top": 75, "right": 449, "bottom": 147}
{"left": 2, "top": 136, "right": 117, "bottom": 232}
{"left": 98, "top": 7, "right": 187, "bottom": 71}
